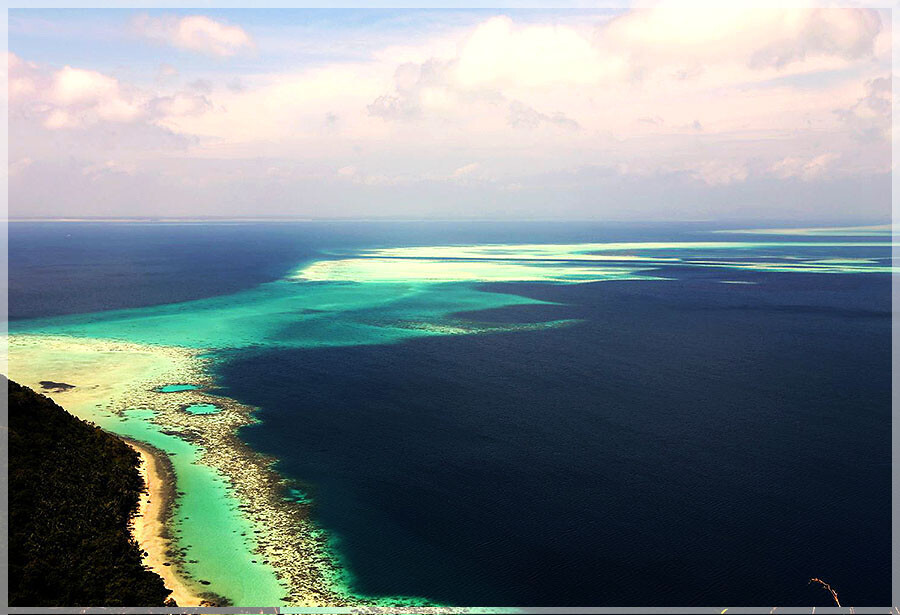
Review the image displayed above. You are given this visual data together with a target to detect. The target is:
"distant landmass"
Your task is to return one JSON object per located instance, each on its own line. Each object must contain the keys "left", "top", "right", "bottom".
{"left": 7, "top": 377, "right": 172, "bottom": 606}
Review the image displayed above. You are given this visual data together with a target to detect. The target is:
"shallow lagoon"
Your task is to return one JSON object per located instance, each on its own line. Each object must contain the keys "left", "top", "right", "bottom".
{"left": 97, "top": 409, "right": 286, "bottom": 605}
{"left": 159, "top": 384, "right": 201, "bottom": 393}
{"left": 184, "top": 403, "right": 221, "bottom": 415}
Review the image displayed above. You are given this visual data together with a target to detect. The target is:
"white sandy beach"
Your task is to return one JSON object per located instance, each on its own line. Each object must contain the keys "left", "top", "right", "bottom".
{"left": 128, "top": 440, "right": 206, "bottom": 606}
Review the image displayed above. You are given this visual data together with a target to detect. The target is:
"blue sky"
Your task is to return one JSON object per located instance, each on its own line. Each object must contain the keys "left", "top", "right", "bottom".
{"left": 6, "top": 7, "right": 892, "bottom": 221}
{"left": 9, "top": 9, "right": 622, "bottom": 75}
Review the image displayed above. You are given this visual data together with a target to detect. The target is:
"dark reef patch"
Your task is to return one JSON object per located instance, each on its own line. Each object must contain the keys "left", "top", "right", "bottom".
{"left": 39, "top": 380, "right": 75, "bottom": 391}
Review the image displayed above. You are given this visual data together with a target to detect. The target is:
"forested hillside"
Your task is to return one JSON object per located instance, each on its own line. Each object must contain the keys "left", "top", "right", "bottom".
{"left": 8, "top": 377, "right": 171, "bottom": 606}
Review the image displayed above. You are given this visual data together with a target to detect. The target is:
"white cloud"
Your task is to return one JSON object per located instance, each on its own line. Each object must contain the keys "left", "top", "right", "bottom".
{"left": 8, "top": 53, "right": 38, "bottom": 99}
{"left": 53, "top": 66, "right": 119, "bottom": 104}
{"left": 42, "top": 66, "right": 144, "bottom": 128}
{"left": 455, "top": 16, "right": 609, "bottom": 89}
{"left": 770, "top": 153, "right": 840, "bottom": 181}
{"left": 7, "top": 9, "right": 892, "bottom": 219}
{"left": 507, "top": 101, "right": 580, "bottom": 131}
{"left": 689, "top": 161, "right": 749, "bottom": 186}
{"left": 600, "top": 7, "right": 882, "bottom": 73}
{"left": 835, "top": 76, "right": 891, "bottom": 142}
{"left": 134, "top": 14, "right": 254, "bottom": 57}
{"left": 43, "top": 109, "right": 77, "bottom": 130}
{"left": 149, "top": 93, "right": 212, "bottom": 117}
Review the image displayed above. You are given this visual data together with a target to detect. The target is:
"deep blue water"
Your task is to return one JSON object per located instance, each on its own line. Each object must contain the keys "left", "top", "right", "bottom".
{"left": 8, "top": 221, "right": 891, "bottom": 606}
{"left": 9, "top": 220, "right": 727, "bottom": 319}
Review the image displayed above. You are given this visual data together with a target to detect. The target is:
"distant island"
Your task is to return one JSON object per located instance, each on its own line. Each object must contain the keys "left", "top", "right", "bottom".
{"left": 8, "top": 377, "right": 172, "bottom": 606}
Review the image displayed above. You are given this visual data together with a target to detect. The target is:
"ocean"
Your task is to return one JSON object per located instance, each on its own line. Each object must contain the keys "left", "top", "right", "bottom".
{"left": 7, "top": 220, "right": 892, "bottom": 606}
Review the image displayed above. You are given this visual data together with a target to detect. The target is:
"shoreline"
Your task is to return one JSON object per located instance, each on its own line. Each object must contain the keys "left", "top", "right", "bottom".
{"left": 5, "top": 333, "right": 360, "bottom": 606}
{"left": 126, "top": 439, "right": 211, "bottom": 607}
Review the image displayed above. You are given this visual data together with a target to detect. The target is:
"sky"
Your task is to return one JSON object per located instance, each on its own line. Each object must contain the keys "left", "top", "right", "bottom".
{"left": 5, "top": 6, "right": 894, "bottom": 221}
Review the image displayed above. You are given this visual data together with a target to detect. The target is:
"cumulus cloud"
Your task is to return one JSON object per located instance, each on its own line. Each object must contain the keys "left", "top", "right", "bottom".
{"left": 455, "top": 15, "right": 607, "bottom": 88}
{"left": 32, "top": 65, "right": 144, "bottom": 128}
{"left": 507, "top": 101, "right": 580, "bottom": 131}
{"left": 770, "top": 153, "right": 840, "bottom": 181}
{"left": 7, "top": 9, "right": 892, "bottom": 220}
{"left": 365, "top": 19, "right": 599, "bottom": 124}
{"left": 133, "top": 14, "right": 254, "bottom": 57}
{"left": 7, "top": 55, "right": 206, "bottom": 164}
{"left": 600, "top": 7, "right": 883, "bottom": 74}
{"left": 8, "top": 53, "right": 38, "bottom": 99}
{"left": 367, "top": 59, "right": 462, "bottom": 121}
{"left": 687, "top": 161, "right": 749, "bottom": 186}
{"left": 148, "top": 93, "right": 212, "bottom": 117}
{"left": 8, "top": 54, "right": 224, "bottom": 135}
{"left": 363, "top": 8, "right": 885, "bottom": 140}
{"left": 367, "top": 93, "right": 419, "bottom": 121}
{"left": 835, "top": 76, "right": 891, "bottom": 142}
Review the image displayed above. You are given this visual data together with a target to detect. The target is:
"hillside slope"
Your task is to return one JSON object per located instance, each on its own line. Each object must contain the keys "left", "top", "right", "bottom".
{"left": 8, "top": 377, "right": 171, "bottom": 606}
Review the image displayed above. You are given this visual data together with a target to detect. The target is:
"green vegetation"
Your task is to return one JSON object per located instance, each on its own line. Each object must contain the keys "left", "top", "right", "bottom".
{"left": 8, "top": 377, "right": 172, "bottom": 606}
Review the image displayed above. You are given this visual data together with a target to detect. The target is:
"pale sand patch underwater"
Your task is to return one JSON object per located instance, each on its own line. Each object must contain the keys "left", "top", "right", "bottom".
{"left": 4, "top": 334, "right": 370, "bottom": 607}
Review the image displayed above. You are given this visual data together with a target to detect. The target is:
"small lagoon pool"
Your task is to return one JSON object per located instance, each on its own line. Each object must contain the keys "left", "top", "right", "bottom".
{"left": 158, "top": 384, "right": 201, "bottom": 393}
{"left": 184, "top": 403, "right": 221, "bottom": 415}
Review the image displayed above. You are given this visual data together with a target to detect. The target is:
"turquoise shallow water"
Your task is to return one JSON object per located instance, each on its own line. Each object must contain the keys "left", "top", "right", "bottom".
{"left": 9, "top": 279, "right": 560, "bottom": 349}
{"left": 159, "top": 384, "right": 201, "bottom": 393}
{"left": 9, "top": 234, "right": 894, "bottom": 607}
{"left": 11, "top": 241, "right": 895, "bottom": 351}
{"left": 94, "top": 409, "right": 286, "bottom": 605}
{"left": 184, "top": 403, "right": 221, "bottom": 415}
